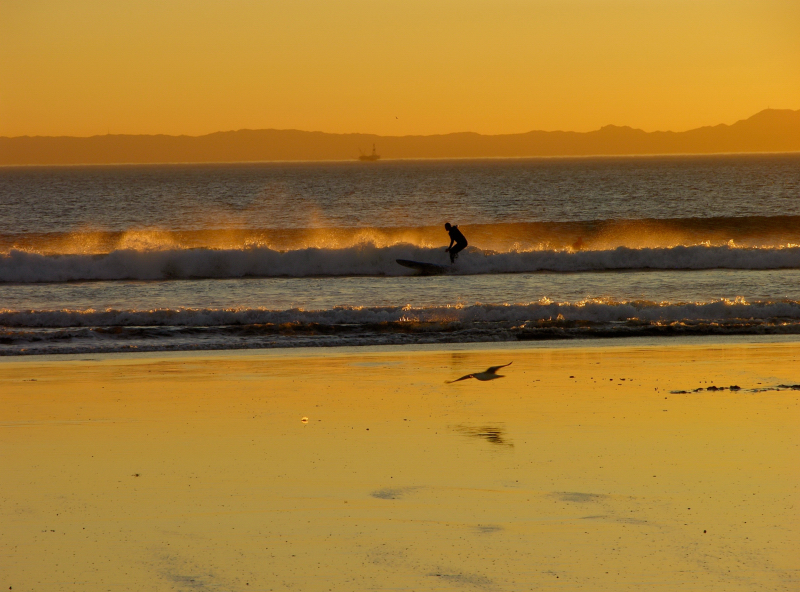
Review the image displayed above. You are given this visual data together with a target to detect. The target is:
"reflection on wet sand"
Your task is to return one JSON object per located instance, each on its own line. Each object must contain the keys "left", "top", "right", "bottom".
{"left": 371, "top": 487, "right": 420, "bottom": 500}
{"left": 473, "top": 524, "right": 503, "bottom": 535}
{"left": 554, "top": 491, "right": 605, "bottom": 503}
{"left": 2, "top": 342, "right": 798, "bottom": 591}
{"left": 454, "top": 424, "right": 514, "bottom": 447}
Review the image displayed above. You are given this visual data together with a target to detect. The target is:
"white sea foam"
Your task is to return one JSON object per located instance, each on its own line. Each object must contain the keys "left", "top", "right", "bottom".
{"left": 3, "top": 244, "right": 800, "bottom": 283}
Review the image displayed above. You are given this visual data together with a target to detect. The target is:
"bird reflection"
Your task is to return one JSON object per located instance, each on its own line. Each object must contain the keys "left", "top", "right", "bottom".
{"left": 446, "top": 362, "right": 512, "bottom": 383}
{"left": 455, "top": 425, "right": 513, "bottom": 447}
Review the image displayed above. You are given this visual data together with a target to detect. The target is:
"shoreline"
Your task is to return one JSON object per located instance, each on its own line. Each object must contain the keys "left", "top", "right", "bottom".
{"left": 4, "top": 332, "right": 800, "bottom": 362}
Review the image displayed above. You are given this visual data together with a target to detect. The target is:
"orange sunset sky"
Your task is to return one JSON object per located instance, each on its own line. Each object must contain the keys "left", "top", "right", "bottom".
{"left": 2, "top": 0, "right": 798, "bottom": 138}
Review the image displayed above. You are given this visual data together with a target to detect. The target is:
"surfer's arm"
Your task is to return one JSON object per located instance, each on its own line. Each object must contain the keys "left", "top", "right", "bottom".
{"left": 446, "top": 237, "right": 455, "bottom": 251}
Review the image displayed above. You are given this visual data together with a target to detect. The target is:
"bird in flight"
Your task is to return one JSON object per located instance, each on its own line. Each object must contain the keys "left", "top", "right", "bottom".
{"left": 446, "top": 362, "right": 512, "bottom": 383}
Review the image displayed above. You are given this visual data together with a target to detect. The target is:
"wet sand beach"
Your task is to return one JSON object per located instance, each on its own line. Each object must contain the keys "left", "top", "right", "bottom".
{"left": 2, "top": 340, "right": 799, "bottom": 591}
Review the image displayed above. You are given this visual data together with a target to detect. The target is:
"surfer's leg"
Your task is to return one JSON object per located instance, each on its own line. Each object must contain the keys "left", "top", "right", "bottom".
{"left": 450, "top": 242, "right": 466, "bottom": 263}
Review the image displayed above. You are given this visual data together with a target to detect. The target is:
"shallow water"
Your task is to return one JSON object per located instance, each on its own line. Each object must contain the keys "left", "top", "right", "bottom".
{"left": 3, "top": 154, "right": 800, "bottom": 354}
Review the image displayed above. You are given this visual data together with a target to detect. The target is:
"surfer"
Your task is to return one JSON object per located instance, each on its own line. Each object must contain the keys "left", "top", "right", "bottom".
{"left": 444, "top": 222, "right": 468, "bottom": 263}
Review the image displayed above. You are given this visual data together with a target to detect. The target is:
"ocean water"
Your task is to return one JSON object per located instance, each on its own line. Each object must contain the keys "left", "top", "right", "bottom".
{"left": 2, "top": 154, "right": 800, "bottom": 355}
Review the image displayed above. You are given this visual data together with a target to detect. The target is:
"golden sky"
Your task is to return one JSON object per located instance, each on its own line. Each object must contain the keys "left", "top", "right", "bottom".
{"left": 2, "top": 0, "right": 798, "bottom": 137}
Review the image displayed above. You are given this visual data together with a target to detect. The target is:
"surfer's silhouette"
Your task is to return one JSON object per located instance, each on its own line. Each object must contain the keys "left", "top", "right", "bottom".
{"left": 444, "top": 222, "right": 468, "bottom": 264}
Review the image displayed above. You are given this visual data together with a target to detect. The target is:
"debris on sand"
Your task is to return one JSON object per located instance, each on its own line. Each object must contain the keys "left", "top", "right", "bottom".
{"left": 671, "top": 383, "right": 798, "bottom": 394}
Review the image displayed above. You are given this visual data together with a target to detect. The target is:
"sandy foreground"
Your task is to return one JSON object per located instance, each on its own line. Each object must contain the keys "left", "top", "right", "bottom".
{"left": 1, "top": 340, "right": 798, "bottom": 591}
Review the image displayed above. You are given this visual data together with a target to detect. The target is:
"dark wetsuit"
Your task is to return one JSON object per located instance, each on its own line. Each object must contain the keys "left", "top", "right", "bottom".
{"left": 447, "top": 225, "right": 468, "bottom": 263}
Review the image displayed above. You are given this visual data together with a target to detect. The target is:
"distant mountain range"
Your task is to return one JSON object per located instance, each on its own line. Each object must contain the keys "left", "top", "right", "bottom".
{"left": 2, "top": 109, "right": 798, "bottom": 165}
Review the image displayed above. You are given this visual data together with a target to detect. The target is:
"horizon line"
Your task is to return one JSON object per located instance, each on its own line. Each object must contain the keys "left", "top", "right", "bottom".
{"left": 4, "top": 151, "right": 799, "bottom": 170}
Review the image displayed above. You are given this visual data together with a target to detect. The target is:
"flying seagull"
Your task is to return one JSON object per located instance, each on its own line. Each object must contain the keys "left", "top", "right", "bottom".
{"left": 446, "top": 362, "right": 512, "bottom": 383}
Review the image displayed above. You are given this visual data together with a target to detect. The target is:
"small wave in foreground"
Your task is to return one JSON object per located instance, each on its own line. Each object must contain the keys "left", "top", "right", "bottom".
{"left": 4, "top": 299, "right": 800, "bottom": 355}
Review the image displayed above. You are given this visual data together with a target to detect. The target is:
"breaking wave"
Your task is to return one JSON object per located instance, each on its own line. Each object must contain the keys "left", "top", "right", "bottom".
{"left": 3, "top": 243, "right": 800, "bottom": 283}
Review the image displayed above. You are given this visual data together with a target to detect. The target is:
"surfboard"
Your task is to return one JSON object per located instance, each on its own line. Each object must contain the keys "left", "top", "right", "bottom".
{"left": 396, "top": 259, "right": 450, "bottom": 275}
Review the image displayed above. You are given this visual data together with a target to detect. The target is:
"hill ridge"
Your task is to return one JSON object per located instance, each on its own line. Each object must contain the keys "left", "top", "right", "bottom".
{"left": 2, "top": 109, "right": 798, "bottom": 165}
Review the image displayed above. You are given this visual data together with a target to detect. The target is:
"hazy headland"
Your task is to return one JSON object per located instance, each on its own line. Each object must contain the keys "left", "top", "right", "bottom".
{"left": 2, "top": 108, "right": 798, "bottom": 166}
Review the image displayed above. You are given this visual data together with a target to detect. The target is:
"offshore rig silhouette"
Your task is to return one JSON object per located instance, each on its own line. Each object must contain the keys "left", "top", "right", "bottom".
{"left": 358, "top": 144, "right": 381, "bottom": 161}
